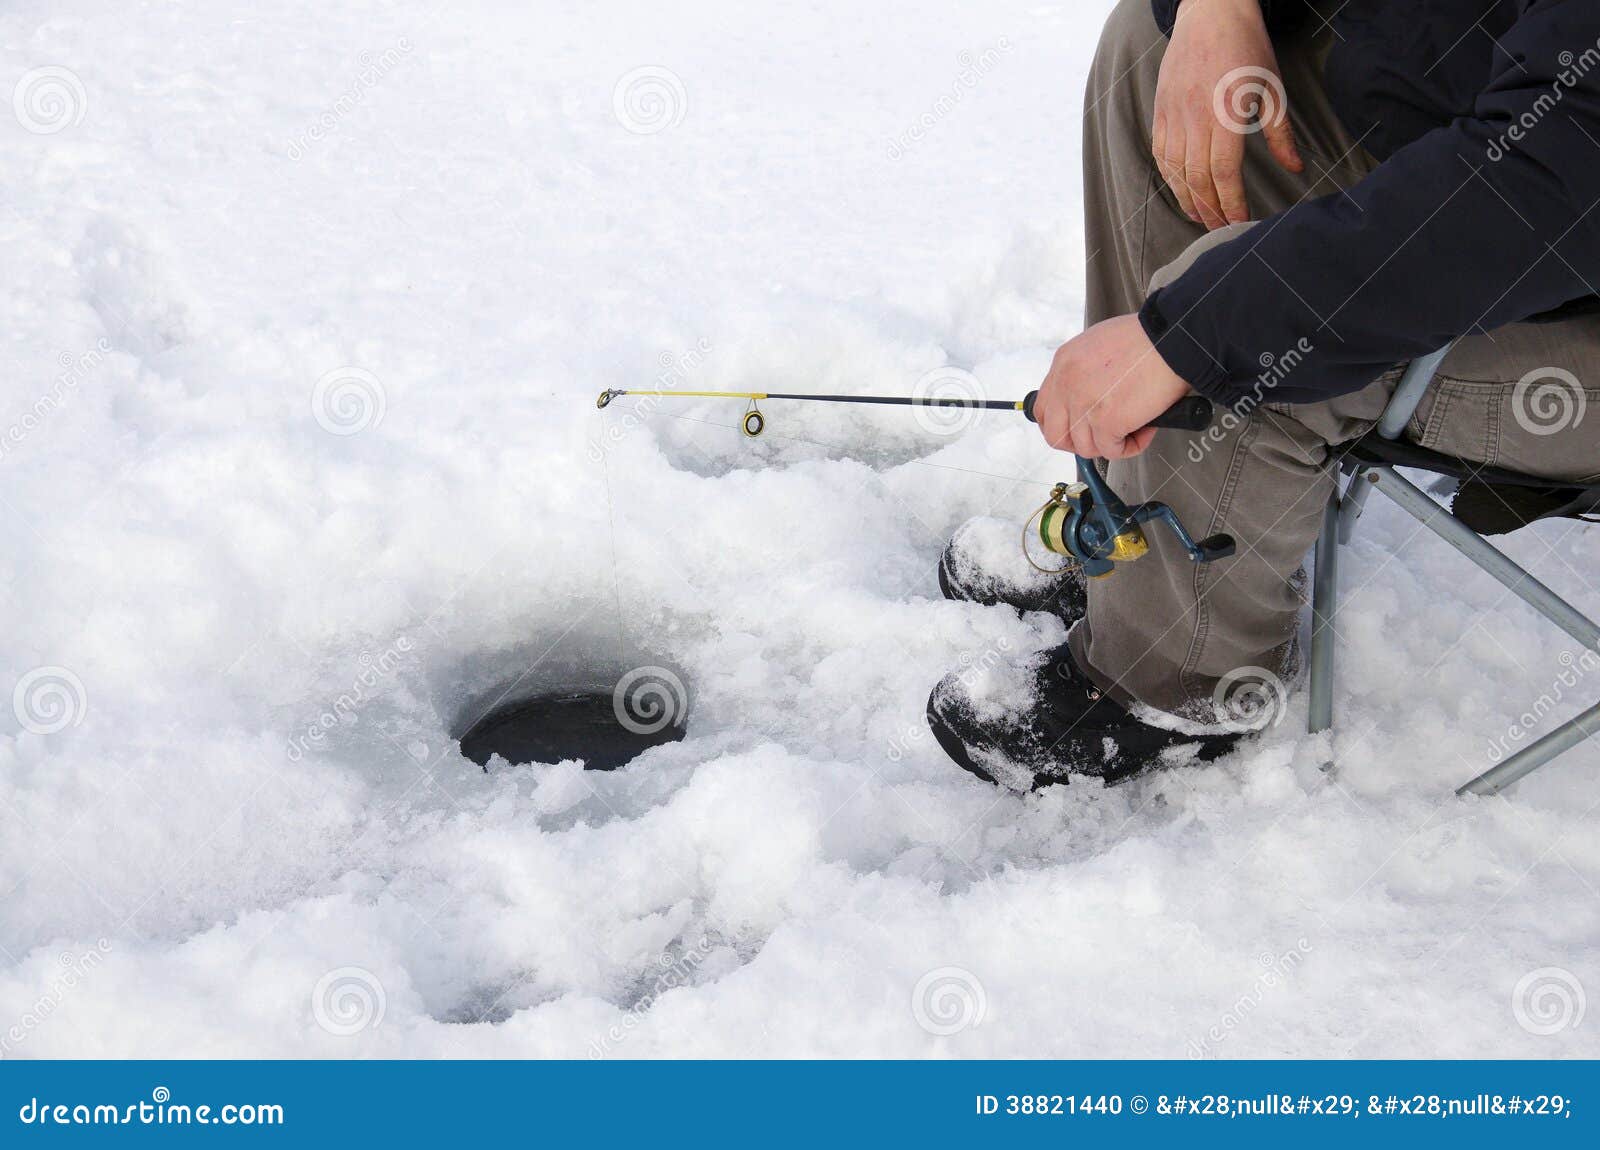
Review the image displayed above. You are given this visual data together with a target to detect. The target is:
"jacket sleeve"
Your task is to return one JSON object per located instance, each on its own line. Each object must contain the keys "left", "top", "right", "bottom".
{"left": 1139, "top": 0, "right": 1600, "bottom": 407}
{"left": 1152, "top": 0, "right": 1295, "bottom": 38}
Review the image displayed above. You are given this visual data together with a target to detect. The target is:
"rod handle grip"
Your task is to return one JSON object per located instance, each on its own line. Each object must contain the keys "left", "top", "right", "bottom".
{"left": 1022, "top": 391, "right": 1213, "bottom": 433}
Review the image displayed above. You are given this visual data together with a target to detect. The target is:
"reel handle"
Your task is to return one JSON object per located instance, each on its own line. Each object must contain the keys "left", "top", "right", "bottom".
{"left": 1022, "top": 392, "right": 1213, "bottom": 434}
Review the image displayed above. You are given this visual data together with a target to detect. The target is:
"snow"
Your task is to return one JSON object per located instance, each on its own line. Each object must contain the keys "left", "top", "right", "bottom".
{"left": 1, "top": 0, "right": 1597, "bottom": 1058}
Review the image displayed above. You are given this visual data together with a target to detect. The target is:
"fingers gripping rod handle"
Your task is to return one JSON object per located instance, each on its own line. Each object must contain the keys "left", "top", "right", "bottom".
{"left": 1021, "top": 392, "right": 1214, "bottom": 434}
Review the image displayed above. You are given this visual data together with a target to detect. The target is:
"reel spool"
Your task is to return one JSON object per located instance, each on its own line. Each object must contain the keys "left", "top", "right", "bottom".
{"left": 1024, "top": 473, "right": 1235, "bottom": 579}
{"left": 1025, "top": 482, "right": 1148, "bottom": 578}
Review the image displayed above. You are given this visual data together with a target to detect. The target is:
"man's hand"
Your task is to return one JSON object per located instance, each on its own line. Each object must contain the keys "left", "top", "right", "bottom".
{"left": 1153, "top": 0, "right": 1302, "bottom": 229}
{"left": 1031, "top": 315, "right": 1191, "bottom": 459}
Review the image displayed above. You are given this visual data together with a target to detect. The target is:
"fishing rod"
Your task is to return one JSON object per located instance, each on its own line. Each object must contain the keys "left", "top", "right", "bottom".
{"left": 594, "top": 385, "right": 1234, "bottom": 578}
{"left": 596, "top": 386, "right": 1213, "bottom": 439}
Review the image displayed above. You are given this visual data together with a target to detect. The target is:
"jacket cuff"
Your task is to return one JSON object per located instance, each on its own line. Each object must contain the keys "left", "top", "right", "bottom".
{"left": 1151, "top": 0, "right": 1181, "bottom": 36}
{"left": 1137, "top": 290, "right": 1243, "bottom": 407}
{"left": 1156, "top": 1, "right": 1289, "bottom": 39}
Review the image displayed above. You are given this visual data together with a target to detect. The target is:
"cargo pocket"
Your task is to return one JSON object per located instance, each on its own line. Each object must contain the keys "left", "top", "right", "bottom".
{"left": 1410, "top": 372, "right": 1600, "bottom": 484}
{"left": 1408, "top": 375, "right": 1497, "bottom": 464}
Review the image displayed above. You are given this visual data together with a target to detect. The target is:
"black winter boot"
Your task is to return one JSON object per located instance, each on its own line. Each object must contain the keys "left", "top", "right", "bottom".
{"left": 925, "top": 641, "right": 1238, "bottom": 791}
{"left": 937, "top": 516, "right": 1087, "bottom": 622}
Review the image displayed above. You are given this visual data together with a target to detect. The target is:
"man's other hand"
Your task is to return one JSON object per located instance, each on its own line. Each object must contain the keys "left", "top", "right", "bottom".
{"left": 1153, "top": 0, "right": 1303, "bottom": 229}
{"left": 1031, "top": 315, "right": 1192, "bottom": 459}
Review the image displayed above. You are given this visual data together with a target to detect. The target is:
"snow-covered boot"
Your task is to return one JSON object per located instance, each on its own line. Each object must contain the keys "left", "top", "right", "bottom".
{"left": 925, "top": 641, "right": 1237, "bottom": 791}
{"left": 938, "top": 516, "right": 1087, "bottom": 621}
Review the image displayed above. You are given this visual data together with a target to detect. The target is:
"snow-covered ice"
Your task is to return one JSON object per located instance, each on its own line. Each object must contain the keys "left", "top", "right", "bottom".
{"left": 1, "top": 0, "right": 1596, "bottom": 1058}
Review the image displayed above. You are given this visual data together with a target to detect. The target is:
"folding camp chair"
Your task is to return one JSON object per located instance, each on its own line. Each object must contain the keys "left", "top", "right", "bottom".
{"left": 1306, "top": 341, "right": 1600, "bottom": 795}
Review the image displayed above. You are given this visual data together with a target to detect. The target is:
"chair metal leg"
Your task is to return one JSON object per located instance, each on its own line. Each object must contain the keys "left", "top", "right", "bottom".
{"left": 1377, "top": 341, "right": 1457, "bottom": 440}
{"left": 1367, "top": 468, "right": 1600, "bottom": 650}
{"left": 1365, "top": 466, "right": 1600, "bottom": 792}
{"left": 1458, "top": 700, "right": 1600, "bottom": 795}
{"left": 1337, "top": 468, "right": 1375, "bottom": 544}
{"left": 1325, "top": 345, "right": 1600, "bottom": 795}
{"left": 1307, "top": 492, "right": 1340, "bottom": 734}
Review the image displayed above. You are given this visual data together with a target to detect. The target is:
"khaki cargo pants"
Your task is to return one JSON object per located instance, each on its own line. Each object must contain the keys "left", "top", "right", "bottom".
{"left": 1068, "top": 0, "right": 1600, "bottom": 716}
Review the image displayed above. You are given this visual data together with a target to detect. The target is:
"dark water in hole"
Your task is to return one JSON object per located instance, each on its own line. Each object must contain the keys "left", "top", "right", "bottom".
{"left": 439, "top": 625, "right": 692, "bottom": 772}
{"left": 457, "top": 690, "right": 686, "bottom": 770}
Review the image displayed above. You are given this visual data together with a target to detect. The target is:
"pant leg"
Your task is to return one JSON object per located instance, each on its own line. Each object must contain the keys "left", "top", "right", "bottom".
{"left": 1070, "top": 231, "right": 1398, "bottom": 714}
{"left": 1072, "top": 0, "right": 1386, "bottom": 716}
{"left": 1408, "top": 320, "right": 1600, "bottom": 483}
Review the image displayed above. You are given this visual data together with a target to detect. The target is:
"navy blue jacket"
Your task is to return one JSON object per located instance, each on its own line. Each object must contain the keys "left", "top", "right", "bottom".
{"left": 1141, "top": 0, "right": 1600, "bottom": 407}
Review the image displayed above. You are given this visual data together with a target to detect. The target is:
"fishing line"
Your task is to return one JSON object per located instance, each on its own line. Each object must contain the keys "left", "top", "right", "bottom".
{"left": 595, "top": 405, "right": 630, "bottom": 675}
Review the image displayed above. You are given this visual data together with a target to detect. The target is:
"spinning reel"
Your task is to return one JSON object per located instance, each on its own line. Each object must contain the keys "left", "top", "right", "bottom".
{"left": 1017, "top": 390, "right": 1236, "bottom": 577}
{"left": 1026, "top": 462, "right": 1237, "bottom": 577}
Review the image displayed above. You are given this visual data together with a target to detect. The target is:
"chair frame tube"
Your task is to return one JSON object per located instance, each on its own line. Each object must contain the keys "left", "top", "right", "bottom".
{"left": 1306, "top": 341, "right": 1600, "bottom": 795}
